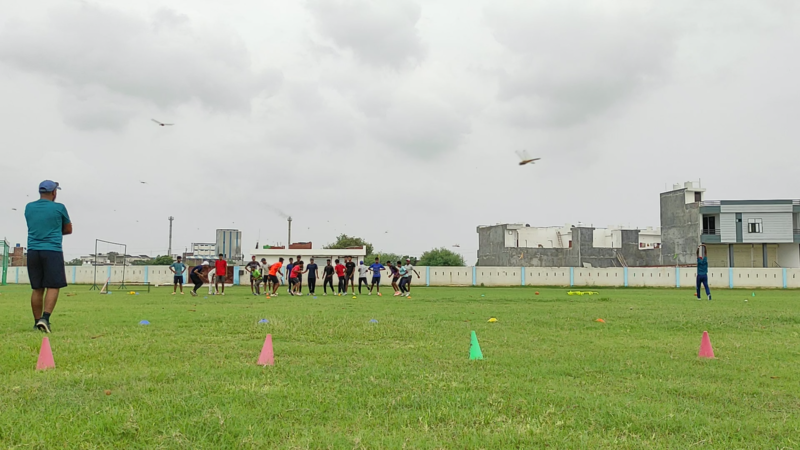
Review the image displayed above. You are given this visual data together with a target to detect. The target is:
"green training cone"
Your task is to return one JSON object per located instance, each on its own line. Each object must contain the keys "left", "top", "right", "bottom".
{"left": 469, "top": 330, "right": 484, "bottom": 360}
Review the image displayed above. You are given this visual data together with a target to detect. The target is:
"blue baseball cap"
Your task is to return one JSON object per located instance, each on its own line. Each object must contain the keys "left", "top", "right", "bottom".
{"left": 38, "top": 180, "right": 61, "bottom": 193}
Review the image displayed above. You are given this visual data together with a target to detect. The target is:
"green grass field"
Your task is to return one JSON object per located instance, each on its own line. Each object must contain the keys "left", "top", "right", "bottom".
{"left": 1, "top": 284, "right": 799, "bottom": 449}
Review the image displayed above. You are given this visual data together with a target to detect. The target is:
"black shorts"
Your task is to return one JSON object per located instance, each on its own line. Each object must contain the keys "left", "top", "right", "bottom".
{"left": 269, "top": 275, "right": 279, "bottom": 284}
{"left": 27, "top": 250, "right": 67, "bottom": 290}
{"left": 372, "top": 277, "right": 381, "bottom": 284}
{"left": 290, "top": 277, "right": 299, "bottom": 285}
{"left": 174, "top": 275, "right": 183, "bottom": 284}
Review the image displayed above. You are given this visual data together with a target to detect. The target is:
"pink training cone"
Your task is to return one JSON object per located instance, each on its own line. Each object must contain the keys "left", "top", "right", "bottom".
{"left": 257, "top": 334, "right": 274, "bottom": 366}
{"left": 698, "top": 331, "right": 715, "bottom": 358}
{"left": 36, "top": 337, "right": 55, "bottom": 370}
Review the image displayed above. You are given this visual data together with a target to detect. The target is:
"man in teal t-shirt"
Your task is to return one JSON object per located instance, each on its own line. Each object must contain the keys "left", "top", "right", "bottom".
{"left": 24, "top": 180, "right": 72, "bottom": 333}
{"left": 696, "top": 245, "right": 711, "bottom": 301}
{"left": 170, "top": 256, "right": 187, "bottom": 295}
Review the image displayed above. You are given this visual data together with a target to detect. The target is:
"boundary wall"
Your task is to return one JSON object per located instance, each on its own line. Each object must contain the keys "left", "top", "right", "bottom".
{"left": 4, "top": 266, "right": 800, "bottom": 289}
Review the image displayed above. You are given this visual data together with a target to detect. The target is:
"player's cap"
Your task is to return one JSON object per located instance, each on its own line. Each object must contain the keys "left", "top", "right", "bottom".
{"left": 359, "top": 261, "right": 364, "bottom": 264}
{"left": 38, "top": 180, "right": 61, "bottom": 193}
{"left": 202, "top": 261, "right": 210, "bottom": 266}
{"left": 406, "top": 259, "right": 410, "bottom": 262}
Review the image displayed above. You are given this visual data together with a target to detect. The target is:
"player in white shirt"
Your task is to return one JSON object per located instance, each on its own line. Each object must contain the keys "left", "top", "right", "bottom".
{"left": 357, "top": 261, "right": 370, "bottom": 294}
{"left": 207, "top": 267, "right": 217, "bottom": 295}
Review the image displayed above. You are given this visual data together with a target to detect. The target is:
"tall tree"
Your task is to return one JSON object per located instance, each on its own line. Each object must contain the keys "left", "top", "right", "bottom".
{"left": 65, "top": 258, "right": 83, "bottom": 266}
{"left": 324, "top": 234, "right": 374, "bottom": 256}
{"left": 418, "top": 248, "right": 465, "bottom": 266}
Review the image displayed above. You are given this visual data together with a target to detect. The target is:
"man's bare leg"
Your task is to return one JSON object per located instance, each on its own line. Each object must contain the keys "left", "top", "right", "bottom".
{"left": 31, "top": 288, "right": 45, "bottom": 322}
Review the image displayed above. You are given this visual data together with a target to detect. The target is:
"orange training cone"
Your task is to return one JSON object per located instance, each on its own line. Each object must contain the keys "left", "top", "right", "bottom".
{"left": 698, "top": 331, "right": 715, "bottom": 358}
{"left": 257, "top": 334, "right": 274, "bottom": 366}
{"left": 36, "top": 337, "right": 55, "bottom": 370}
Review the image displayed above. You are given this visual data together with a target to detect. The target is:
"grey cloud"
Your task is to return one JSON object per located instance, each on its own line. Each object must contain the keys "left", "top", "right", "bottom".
{"left": 485, "top": 2, "right": 676, "bottom": 128}
{"left": 0, "top": 4, "right": 282, "bottom": 130}
{"left": 368, "top": 94, "right": 471, "bottom": 157}
{"left": 307, "top": 0, "right": 426, "bottom": 68}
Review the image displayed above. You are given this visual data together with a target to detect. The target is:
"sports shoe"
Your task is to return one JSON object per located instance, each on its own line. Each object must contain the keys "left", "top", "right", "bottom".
{"left": 190, "top": 291, "right": 197, "bottom": 297}
{"left": 36, "top": 318, "right": 51, "bottom": 333}
{"left": 394, "top": 292, "right": 400, "bottom": 296}
{"left": 323, "top": 293, "right": 327, "bottom": 296}
{"left": 181, "top": 292, "right": 184, "bottom": 295}
{"left": 378, "top": 293, "right": 382, "bottom": 297}
{"left": 368, "top": 292, "right": 372, "bottom": 296}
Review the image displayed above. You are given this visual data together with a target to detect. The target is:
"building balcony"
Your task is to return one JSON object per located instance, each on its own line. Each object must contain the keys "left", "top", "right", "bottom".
{"left": 701, "top": 228, "right": 721, "bottom": 244}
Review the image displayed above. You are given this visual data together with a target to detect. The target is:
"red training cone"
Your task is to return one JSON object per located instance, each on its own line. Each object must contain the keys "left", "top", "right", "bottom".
{"left": 698, "top": 331, "right": 715, "bottom": 359}
{"left": 257, "top": 334, "right": 274, "bottom": 366}
{"left": 36, "top": 337, "right": 55, "bottom": 370}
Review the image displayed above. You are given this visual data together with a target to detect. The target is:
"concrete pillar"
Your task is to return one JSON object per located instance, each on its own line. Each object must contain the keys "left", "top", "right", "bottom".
{"left": 728, "top": 244, "right": 734, "bottom": 267}
{"left": 762, "top": 243, "right": 768, "bottom": 268}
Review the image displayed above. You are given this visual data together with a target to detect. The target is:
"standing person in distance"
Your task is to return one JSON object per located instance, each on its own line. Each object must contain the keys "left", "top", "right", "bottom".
{"left": 289, "top": 261, "right": 304, "bottom": 296}
{"left": 368, "top": 258, "right": 385, "bottom": 296}
{"left": 284, "top": 258, "right": 295, "bottom": 294}
{"left": 397, "top": 261, "right": 408, "bottom": 296}
{"left": 296, "top": 255, "right": 304, "bottom": 295}
{"left": 357, "top": 260, "right": 370, "bottom": 294}
{"left": 25, "top": 180, "right": 72, "bottom": 333}
{"left": 322, "top": 259, "right": 335, "bottom": 295}
{"left": 387, "top": 261, "right": 401, "bottom": 296}
{"left": 189, "top": 261, "right": 210, "bottom": 296}
{"left": 170, "top": 256, "right": 186, "bottom": 295}
{"left": 401, "top": 259, "right": 420, "bottom": 298}
{"left": 345, "top": 256, "right": 357, "bottom": 295}
{"left": 214, "top": 254, "right": 227, "bottom": 296}
{"left": 207, "top": 265, "right": 216, "bottom": 296}
{"left": 305, "top": 258, "right": 319, "bottom": 296}
{"left": 245, "top": 255, "right": 261, "bottom": 296}
{"left": 696, "top": 245, "right": 712, "bottom": 301}
{"left": 260, "top": 258, "right": 270, "bottom": 294}
{"left": 334, "top": 259, "right": 346, "bottom": 296}
{"left": 268, "top": 258, "right": 284, "bottom": 297}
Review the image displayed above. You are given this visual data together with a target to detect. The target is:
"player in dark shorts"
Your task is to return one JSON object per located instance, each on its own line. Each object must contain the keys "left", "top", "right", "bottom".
{"left": 305, "top": 258, "right": 319, "bottom": 295}
{"left": 322, "top": 259, "right": 335, "bottom": 295}
{"left": 345, "top": 256, "right": 357, "bottom": 294}
{"left": 368, "top": 257, "right": 385, "bottom": 296}
{"left": 296, "top": 255, "right": 304, "bottom": 295}
{"left": 245, "top": 255, "right": 261, "bottom": 296}
{"left": 289, "top": 261, "right": 304, "bottom": 296}
{"left": 387, "top": 261, "right": 401, "bottom": 296}
{"left": 25, "top": 180, "right": 72, "bottom": 333}
{"left": 170, "top": 256, "right": 186, "bottom": 295}
{"left": 268, "top": 258, "right": 284, "bottom": 297}
{"left": 260, "top": 258, "right": 270, "bottom": 293}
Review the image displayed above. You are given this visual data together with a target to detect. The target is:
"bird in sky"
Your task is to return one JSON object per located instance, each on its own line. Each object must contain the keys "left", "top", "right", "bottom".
{"left": 516, "top": 149, "right": 541, "bottom": 166}
{"left": 139, "top": 181, "right": 147, "bottom": 184}
{"left": 11, "top": 208, "right": 17, "bottom": 211}
{"left": 151, "top": 119, "right": 174, "bottom": 127}
{"left": 452, "top": 244, "right": 460, "bottom": 248}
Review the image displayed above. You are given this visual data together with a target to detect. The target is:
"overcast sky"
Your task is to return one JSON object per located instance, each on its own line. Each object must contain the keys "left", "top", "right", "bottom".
{"left": 2, "top": 0, "right": 799, "bottom": 263}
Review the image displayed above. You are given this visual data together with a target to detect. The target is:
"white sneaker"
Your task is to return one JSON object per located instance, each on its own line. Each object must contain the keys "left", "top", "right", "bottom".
{"left": 323, "top": 293, "right": 327, "bottom": 296}
{"left": 368, "top": 292, "right": 371, "bottom": 296}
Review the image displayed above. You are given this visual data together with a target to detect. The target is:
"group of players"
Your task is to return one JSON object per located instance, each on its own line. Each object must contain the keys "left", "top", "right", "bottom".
{"left": 244, "top": 255, "right": 420, "bottom": 298}
{"left": 168, "top": 253, "right": 421, "bottom": 298}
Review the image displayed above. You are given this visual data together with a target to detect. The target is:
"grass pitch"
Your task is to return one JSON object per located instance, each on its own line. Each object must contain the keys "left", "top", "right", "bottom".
{"left": 1, "top": 284, "right": 799, "bottom": 449}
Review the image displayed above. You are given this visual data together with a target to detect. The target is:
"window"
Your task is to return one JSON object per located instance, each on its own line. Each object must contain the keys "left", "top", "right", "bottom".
{"left": 747, "top": 218, "right": 762, "bottom": 233}
{"left": 702, "top": 215, "right": 717, "bottom": 235}
{"left": 694, "top": 192, "right": 702, "bottom": 202}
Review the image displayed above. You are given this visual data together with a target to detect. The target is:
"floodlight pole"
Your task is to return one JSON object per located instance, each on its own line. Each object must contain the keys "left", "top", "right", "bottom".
{"left": 168, "top": 216, "right": 174, "bottom": 257}
{"left": 287, "top": 216, "right": 292, "bottom": 250}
